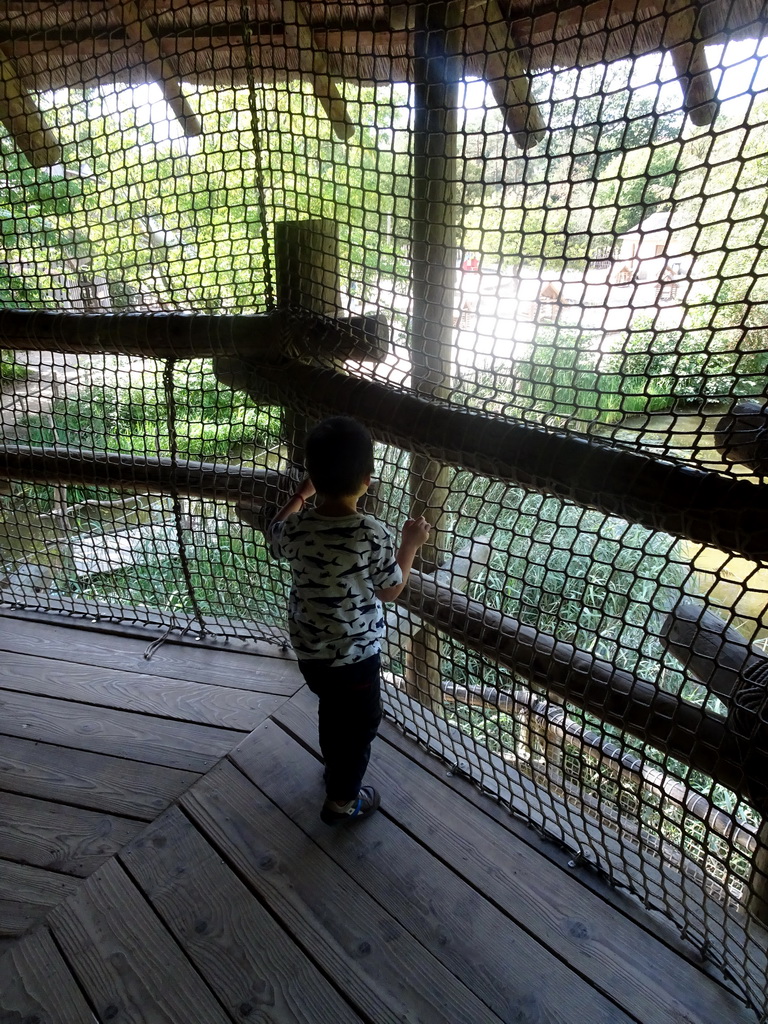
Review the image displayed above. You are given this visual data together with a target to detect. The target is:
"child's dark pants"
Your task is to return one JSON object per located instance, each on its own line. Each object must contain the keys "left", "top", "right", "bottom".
{"left": 298, "top": 653, "right": 382, "bottom": 803}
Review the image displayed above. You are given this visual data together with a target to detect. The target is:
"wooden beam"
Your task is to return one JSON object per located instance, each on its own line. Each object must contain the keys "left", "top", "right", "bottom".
{"left": 277, "top": 0, "right": 354, "bottom": 140}
{"left": 118, "top": 0, "right": 201, "bottom": 137}
{"left": 224, "top": 355, "right": 768, "bottom": 564}
{"left": 0, "top": 444, "right": 286, "bottom": 504}
{"left": 0, "top": 309, "right": 389, "bottom": 363}
{"left": 401, "top": 569, "right": 768, "bottom": 810}
{"left": 669, "top": 40, "right": 717, "bottom": 126}
{"left": 274, "top": 219, "right": 341, "bottom": 320}
{"left": 273, "top": 218, "right": 340, "bottom": 468}
{"left": 0, "top": 49, "right": 61, "bottom": 167}
{"left": 666, "top": 3, "right": 717, "bottom": 126}
{"left": 465, "top": 0, "right": 546, "bottom": 150}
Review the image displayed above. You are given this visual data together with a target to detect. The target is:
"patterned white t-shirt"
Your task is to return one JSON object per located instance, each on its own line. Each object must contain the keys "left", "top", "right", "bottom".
{"left": 268, "top": 509, "right": 402, "bottom": 666}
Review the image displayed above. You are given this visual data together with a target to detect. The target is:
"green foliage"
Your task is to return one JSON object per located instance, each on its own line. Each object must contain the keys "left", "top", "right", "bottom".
{"left": 18, "top": 359, "right": 282, "bottom": 460}
{"left": 0, "top": 352, "right": 29, "bottom": 383}
{"left": 442, "top": 474, "right": 688, "bottom": 676}
{"left": 507, "top": 328, "right": 604, "bottom": 420}
{"left": 71, "top": 521, "right": 289, "bottom": 627}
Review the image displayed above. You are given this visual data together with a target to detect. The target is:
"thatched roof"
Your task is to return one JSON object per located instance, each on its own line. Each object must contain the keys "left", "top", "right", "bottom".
{"left": 0, "top": 1, "right": 764, "bottom": 161}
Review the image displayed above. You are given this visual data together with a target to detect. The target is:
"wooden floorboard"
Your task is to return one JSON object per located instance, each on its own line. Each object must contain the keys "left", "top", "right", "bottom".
{"left": 182, "top": 758, "right": 510, "bottom": 1024}
{"left": 0, "top": 612, "right": 293, "bottom": 955}
{"left": 381, "top": 700, "right": 694, "bottom": 953}
{"left": 0, "top": 650, "right": 288, "bottom": 730}
{"left": 231, "top": 716, "right": 635, "bottom": 1024}
{"left": 0, "top": 861, "right": 81, "bottom": 941}
{"left": 381, "top": 689, "right": 768, "bottom": 1008}
{"left": 0, "top": 600, "right": 290, "bottom": 657}
{"left": 121, "top": 806, "right": 363, "bottom": 1024}
{"left": 0, "top": 735, "right": 198, "bottom": 820}
{"left": 0, "top": 612, "right": 761, "bottom": 1024}
{"left": 0, "top": 791, "right": 143, "bottom": 878}
{"left": 271, "top": 687, "right": 757, "bottom": 1024}
{"left": 0, "top": 615, "right": 303, "bottom": 696}
{"left": 0, "top": 689, "right": 241, "bottom": 771}
{"left": 48, "top": 858, "right": 232, "bottom": 1024}
{"left": 0, "top": 928, "right": 97, "bottom": 1024}
{"left": 384, "top": 681, "right": 768, "bottom": 1012}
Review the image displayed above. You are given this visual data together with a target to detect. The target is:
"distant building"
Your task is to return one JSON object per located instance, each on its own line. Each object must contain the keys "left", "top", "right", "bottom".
{"left": 603, "top": 210, "right": 691, "bottom": 303}
{"left": 508, "top": 210, "right": 693, "bottom": 333}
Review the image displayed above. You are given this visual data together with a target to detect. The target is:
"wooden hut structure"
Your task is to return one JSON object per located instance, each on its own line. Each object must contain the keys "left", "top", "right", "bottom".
{"left": 2, "top": 1, "right": 768, "bottom": 1021}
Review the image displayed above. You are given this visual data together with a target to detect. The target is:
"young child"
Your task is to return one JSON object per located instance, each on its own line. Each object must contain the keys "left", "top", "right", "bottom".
{"left": 268, "top": 416, "right": 430, "bottom": 825}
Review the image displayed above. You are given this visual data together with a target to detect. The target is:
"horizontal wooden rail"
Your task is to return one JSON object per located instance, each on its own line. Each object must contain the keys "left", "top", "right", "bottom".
{"left": 402, "top": 570, "right": 768, "bottom": 812}
{"left": 235, "top": 356, "right": 768, "bottom": 563}
{"left": 442, "top": 680, "right": 757, "bottom": 859}
{"left": 0, "top": 444, "right": 287, "bottom": 502}
{"left": 0, "top": 309, "right": 389, "bottom": 362}
{"left": 0, "top": 444, "right": 383, "bottom": 524}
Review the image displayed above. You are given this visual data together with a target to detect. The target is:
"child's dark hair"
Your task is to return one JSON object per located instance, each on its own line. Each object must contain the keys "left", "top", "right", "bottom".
{"left": 305, "top": 416, "right": 374, "bottom": 497}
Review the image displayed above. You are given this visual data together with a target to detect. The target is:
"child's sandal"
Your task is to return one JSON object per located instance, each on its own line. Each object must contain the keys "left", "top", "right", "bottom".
{"left": 320, "top": 786, "right": 381, "bottom": 825}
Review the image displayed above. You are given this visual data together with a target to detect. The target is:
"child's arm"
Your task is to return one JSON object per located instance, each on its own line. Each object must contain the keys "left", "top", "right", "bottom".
{"left": 269, "top": 477, "right": 316, "bottom": 530}
{"left": 376, "top": 516, "right": 431, "bottom": 603}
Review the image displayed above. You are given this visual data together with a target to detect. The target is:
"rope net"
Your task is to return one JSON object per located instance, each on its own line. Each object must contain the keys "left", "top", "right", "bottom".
{"left": 1, "top": 0, "right": 768, "bottom": 1014}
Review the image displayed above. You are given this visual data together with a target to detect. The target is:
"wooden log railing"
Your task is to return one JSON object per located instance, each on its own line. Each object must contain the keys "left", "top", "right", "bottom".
{"left": 661, "top": 598, "right": 768, "bottom": 922}
{"left": 224, "top": 355, "right": 768, "bottom": 564}
{"left": 404, "top": 571, "right": 768, "bottom": 814}
{"left": 2, "top": 312, "right": 767, "bottom": 559}
{"left": 442, "top": 681, "right": 758, "bottom": 863}
{"left": 0, "top": 443, "right": 383, "bottom": 531}
{"left": 0, "top": 444, "right": 288, "bottom": 504}
{"left": 0, "top": 309, "right": 389, "bottom": 363}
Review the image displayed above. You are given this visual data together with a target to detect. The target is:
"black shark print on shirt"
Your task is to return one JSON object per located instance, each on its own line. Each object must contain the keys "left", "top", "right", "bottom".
{"left": 268, "top": 508, "right": 401, "bottom": 666}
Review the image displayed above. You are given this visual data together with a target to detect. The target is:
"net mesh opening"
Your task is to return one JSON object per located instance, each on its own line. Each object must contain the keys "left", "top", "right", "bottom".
{"left": 1, "top": 1, "right": 768, "bottom": 1014}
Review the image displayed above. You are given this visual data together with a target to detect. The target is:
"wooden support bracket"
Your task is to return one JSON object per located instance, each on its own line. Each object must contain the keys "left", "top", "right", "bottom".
{"left": 481, "top": 0, "right": 545, "bottom": 149}
{"left": 118, "top": 0, "right": 201, "bottom": 137}
{"left": 278, "top": 0, "right": 353, "bottom": 141}
{"left": 462, "top": 0, "right": 545, "bottom": 150}
{"left": 666, "top": 1, "right": 718, "bottom": 126}
{"left": 0, "top": 49, "right": 61, "bottom": 167}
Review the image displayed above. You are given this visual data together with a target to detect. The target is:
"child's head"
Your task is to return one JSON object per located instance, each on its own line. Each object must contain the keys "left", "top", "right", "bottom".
{"left": 305, "top": 416, "right": 374, "bottom": 498}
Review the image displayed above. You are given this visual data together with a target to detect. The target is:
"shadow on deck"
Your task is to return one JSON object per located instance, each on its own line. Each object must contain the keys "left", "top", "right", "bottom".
{"left": 0, "top": 611, "right": 757, "bottom": 1024}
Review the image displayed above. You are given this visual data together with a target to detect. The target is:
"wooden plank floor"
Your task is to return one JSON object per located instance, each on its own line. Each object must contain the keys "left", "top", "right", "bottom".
{"left": 0, "top": 613, "right": 760, "bottom": 1023}
{"left": 0, "top": 612, "right": 302, "bottom": 944}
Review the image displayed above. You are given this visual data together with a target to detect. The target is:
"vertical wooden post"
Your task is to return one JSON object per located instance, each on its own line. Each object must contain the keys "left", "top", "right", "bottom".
{"left": 273, "top": 219, "right": 342, "bottom": 470}
{"left": 661, "top": 599, "right": 768, "bottom": 924}
{"left": 404, "top": 2, "right": 460, "bottom": 711}
{"left": 750, "top": 819, "right": 768, "bottom": 927}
